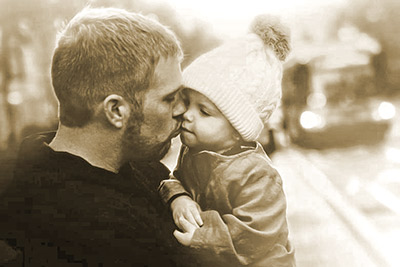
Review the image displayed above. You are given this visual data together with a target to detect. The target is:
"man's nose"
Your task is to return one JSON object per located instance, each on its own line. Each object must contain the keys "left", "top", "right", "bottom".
{"left": 172, "top": 94, "right": 187, "bottom": 118}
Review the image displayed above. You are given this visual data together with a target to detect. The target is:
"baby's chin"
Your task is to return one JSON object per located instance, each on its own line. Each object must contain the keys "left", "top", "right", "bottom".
{"left": 180, "top": 134, "right": 200, "bottom": 151}
{"left": 180, "top": 140, "right": 216, "bottom": 154}
{"left": 180, "top": 131, "right": 228, "bottom": 153}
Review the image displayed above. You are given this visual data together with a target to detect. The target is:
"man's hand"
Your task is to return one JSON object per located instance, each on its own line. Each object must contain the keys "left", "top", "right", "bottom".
{"left": 170, "top": 195, "right": 203, "bottom": 229}
{"left": 173, "top": 217, "right": 197, "bottom": 246}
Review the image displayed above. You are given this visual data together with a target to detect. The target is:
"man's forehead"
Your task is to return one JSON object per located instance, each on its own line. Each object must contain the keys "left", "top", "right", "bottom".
{"left": 169, "top": 83, "right": 184, "bottom": 94}
{"left": 149, "top": 57, "right": 183, "bottom": 96}
{"left": 147, "top": 80, "right": 183, "bottom": 96}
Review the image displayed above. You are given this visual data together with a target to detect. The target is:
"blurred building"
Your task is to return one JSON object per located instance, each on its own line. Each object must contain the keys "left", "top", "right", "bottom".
{"left": 279, "top": 28, "right": 396, "bottom": 149}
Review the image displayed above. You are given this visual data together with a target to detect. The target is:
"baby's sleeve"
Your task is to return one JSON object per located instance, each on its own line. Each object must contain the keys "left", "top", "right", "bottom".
{"left": 190, "top": 159, "right": 293, "bottom": 266}
{"left": 158, "top": 146, "right": 191, "bottom": 206}
{"left": 158, "top": 175, "right": 191, "bottom": 206}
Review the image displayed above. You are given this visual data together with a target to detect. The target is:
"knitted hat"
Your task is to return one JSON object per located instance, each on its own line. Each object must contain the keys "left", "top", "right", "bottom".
{"left": 183, "top": 15, "right": 291, "bottom": 141}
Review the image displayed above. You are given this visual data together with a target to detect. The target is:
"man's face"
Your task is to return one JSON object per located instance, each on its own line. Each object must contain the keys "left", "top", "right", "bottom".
{"left": 123, "top": 56, "right": 185, "bottom": 161}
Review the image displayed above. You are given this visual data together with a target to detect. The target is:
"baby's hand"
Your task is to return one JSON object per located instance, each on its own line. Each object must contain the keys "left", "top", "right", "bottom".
{"left": 170, "top": 195, "right": 203, "bottom": 229}
{"left": 173, "top": 217, "right": 197, "bottom": 246}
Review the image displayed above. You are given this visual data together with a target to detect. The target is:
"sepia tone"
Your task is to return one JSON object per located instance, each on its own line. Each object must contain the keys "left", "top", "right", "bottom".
{"left": 0, "top": 0, "right": 399, "bottom": 266}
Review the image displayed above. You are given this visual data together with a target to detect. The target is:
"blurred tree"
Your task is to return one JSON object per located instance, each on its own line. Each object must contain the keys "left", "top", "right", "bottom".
{"left": 0, "top": 0, "right": 84, "bottom": 148}
{"left": 91, "top": 0, "right": 221, "bottom": 67}
{"left": 337, "top": 0, "right": 400, "bottom": 94}
{"left": 372, "top": 50, "right": 388, "bottom": 92}
{"left": 180, "top": 20, "right": 221, "bottom": 68}
{"left": 0, "top": 0, "right": 32, "bottom": 148}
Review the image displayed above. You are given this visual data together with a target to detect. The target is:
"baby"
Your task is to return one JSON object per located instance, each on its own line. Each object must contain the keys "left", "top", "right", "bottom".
{"left": 159, "top": 15, "right": 295, "bottom": 266}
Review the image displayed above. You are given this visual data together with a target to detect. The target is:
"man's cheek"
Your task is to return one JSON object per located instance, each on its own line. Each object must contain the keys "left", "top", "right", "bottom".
{"left": 158, "top": 119, "right": 172, "bottom": 133}
{"left": 149, "top": 114, "right": 171, "bottom": 132}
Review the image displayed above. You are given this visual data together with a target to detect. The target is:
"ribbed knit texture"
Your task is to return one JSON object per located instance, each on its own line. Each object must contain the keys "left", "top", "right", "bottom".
{"left": 183, "top": 33, "right": 283, "bottom": 141}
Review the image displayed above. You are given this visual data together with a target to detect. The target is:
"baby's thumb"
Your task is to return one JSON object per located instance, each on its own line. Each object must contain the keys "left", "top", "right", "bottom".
{"left": 173, "top": 215, "right": 182, "bottom": 229}
{"left": 173, "top": 230, "right": 187, "bottom": 246}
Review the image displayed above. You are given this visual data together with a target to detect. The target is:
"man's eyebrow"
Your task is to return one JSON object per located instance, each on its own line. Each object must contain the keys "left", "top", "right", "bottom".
{"left": 165, "top": 85, "right": 185, "bottom": 98}
{"left": 176, "top": 85, "right": 185, "bottom": 93}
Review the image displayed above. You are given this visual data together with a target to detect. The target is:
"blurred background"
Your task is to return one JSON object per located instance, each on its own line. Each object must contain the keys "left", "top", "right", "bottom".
{"left": 0, "top": 0, "right": 399, "bottom": 266}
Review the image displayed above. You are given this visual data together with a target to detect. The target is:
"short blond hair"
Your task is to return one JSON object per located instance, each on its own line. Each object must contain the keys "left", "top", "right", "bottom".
{"left": 51, "top": 7, "right": 183, "bottom": 127}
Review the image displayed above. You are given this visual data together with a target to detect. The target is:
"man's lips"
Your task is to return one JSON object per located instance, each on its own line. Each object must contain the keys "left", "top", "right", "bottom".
{"left": 171, "top": 125, "right": 182, "bottom": 138}
{"left": 171, "top": 130, "right": 180, "bottom": 138}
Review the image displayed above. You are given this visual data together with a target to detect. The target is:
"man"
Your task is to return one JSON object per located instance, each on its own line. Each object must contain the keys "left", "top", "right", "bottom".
{"left": 0, "top": 7, "right": 196, "bottom": 266}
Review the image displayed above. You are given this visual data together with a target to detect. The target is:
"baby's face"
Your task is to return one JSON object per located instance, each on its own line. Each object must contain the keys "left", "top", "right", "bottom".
{"left": 180, "top": 88, "right": 239, "bottom": 153}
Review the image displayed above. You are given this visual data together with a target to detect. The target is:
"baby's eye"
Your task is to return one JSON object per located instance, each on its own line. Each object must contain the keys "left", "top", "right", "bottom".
{"left": 200, "top": 109, "right": 210, "bottom": 116}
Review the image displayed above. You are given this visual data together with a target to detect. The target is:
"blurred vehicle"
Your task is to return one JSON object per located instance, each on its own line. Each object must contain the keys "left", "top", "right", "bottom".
{"left": 280, "top": 44, "right": 396, "bottom": 149}
{"left": 258, "top": 104, "right": 288, "bottom": 155}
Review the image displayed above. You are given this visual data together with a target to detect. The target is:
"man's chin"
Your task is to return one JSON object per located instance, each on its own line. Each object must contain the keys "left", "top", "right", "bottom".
{"left": 124, "top": 140, "right": 170, "bottom": 162}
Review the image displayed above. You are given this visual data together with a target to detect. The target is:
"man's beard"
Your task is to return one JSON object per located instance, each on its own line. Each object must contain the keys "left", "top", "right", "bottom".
{"left": 121, "top": 113, "right": 172, "bottom": 162}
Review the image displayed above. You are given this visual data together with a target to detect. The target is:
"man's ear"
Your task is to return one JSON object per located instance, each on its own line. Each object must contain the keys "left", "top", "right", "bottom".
{"left": 103, "top": 94, "right": 130, "bottom": 129}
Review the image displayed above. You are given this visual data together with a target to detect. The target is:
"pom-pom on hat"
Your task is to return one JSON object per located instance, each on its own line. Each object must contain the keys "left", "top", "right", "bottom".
{"left": 183, "top": 14, "right": 290, "bottom": 141}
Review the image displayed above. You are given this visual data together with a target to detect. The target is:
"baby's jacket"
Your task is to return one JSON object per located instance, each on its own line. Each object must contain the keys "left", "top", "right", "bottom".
{"left": 159, "top": 142, "right": 295, "bottom": 266}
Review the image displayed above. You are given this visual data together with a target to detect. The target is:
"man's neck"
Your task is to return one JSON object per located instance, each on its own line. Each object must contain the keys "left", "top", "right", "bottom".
{"left": 49, "top": 124, "right": 123, "bottom": 173}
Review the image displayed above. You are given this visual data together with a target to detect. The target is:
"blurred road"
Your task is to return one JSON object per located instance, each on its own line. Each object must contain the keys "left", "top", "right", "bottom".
{"left": 273, "top": 148, "right": 389, "bottom": 267}
{"left": 272, "top": 98, "right": 400, "bottom": 267}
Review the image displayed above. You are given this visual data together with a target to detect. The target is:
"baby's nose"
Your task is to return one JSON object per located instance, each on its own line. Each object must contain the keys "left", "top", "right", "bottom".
{"left": 183, "top": 109, "right": 193, "bottom": 122}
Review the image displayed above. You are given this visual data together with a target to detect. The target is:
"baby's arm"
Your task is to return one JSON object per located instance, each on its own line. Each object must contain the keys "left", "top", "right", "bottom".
{"left": 159, "top": 176, "right": 203, "bottom": 229}
{"left": 182, "top": 168, "right": 290, "bottom": 265}
{"left": 159, "top": 145, "right": 203, "bottom": 229}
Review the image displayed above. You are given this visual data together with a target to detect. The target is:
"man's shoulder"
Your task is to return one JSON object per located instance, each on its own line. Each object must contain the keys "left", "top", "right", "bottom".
{"left": 12, "top": 131, "right": 56, "bottom": 175}
{"left": 20, "top": 131, "right": 56, "bottom": 148}
{"left": 15, "top": 131, "right": 55, "bottom": 163}
{"left": 129, "top": 160, "right": 171, "bottom": 187}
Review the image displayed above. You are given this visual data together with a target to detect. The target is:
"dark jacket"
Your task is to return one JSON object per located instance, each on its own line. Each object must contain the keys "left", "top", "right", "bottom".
{"left": 0, "top": 132, "right": 196, "bottom": 266}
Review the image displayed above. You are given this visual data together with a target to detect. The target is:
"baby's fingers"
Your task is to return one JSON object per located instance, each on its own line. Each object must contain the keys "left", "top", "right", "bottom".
{"left": 173, "top": 217, "right": 196, "bottom": 246}
{"left": 179, "top": 217, "right": 197, "bottom": 233}
{"left": 191, "top": 208, "right": 203, "bottom": 227}
{"left": 184, "top": 211, "right": 200, "bottom": 229}
{"left": 173, "top": 216, "right": 182, "bottom": 229}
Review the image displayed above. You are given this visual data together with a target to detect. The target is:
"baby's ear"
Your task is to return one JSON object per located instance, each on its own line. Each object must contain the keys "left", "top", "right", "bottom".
{"left": 232, "top": 131, "right": 242, "bottom": 141}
